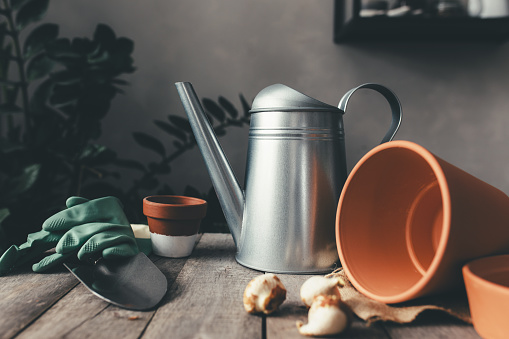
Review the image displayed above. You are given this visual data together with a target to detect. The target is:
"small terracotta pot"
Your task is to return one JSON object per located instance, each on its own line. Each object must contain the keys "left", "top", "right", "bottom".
{"left": 463, "top": 255, "right": 509, "bottom": 339}
{"left": 143, "top": 195, "right": 207, "bottom": 258}
{"left": 336, "top": 140, "right": 509, "bottom": 303}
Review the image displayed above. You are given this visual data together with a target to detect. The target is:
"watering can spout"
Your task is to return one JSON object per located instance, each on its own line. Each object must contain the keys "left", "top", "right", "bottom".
{"left": 175, "top": 82, "right": 244, "bottom": 246}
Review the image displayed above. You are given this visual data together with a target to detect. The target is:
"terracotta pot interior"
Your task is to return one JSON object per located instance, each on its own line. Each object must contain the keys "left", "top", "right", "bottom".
{"left": 467, "top": 255, "right": 509, "bottom": 288}
{"left": 338, "top": 147, "right": 445, "bottom": 298}
{"left": 145, "top": 195, "right": 203, "bottom": 206}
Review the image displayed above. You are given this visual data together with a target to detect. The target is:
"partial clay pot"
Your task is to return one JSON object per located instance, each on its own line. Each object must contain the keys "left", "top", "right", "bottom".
{"left": 463, "top": 255, "right": 509, "bottom": 339}
{"left": 143, "top": 195, "right": 207, "bottom": 258}
{"left": 336, "top": 140, "right": 509, "bottom": 303}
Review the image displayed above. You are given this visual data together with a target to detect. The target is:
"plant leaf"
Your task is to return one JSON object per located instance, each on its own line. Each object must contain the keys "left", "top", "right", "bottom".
{"left": 132, "top": 132, "right": 166, "bottom": 157}
{"left": 0, "top": 40, "right": 12, "bottom": 76}
{"left": 113, "top": 158, "right": 146, "bottom": 172}
{"left": 71, "top": 37, "right": 96, "bottom": 54}
{"left": 0, "top": 139, "right": 24, "bottom": 153}
{"left": 10, "top": 0, "right": 31, "bottom": 11}
{"left": 114, "top": 37, "right": 134, "bottom": 54}
{"left": 214, "top": 126, "right": 226, "bottom": 136}
{"left": 87, "top": 50, "right": 109, "bottom": 65}
{"left": 78, "top": 144, "right": 116, "bottom": 165}
{"left": 240, "top": 94, "right": 251, "bottom": 117}
{"left": 15, "top": 0, "right": 50, "bottom": 31}
{"left": 26, "top": 53, "right": 54, "bottom": 81}
{"left": 3, "top": 85, "right": 19, "bottom": 106}
{"left": 49, "top": 70, "right": 81, "bottom": 85}
{"left": 168, "top": 115, "right": 193, "bottom": 133}
{"left": 202, "top": 98, "right": 225, "bottom": 122}
{"left": 49, "top": 83, "right": 80, "bottom": 107}
{"left": 0, "top": 208, "right": 9, "bottom": 224}
{"left": 94, "top": 24, "right": 116, "bottom": 46}
{"left": 227, "top": 118, "right": 244, "bottom": 127}
{"left": 30, "top": 78, "right": 53, "bottom": 113}
{"left": 4, "top": 164, "right": 41, "bottom": 198}
{"left": 154, "top": 119, "right": 187, "bottom": 142}
{"left": 219, "top": 96, "right": 238, "bottom": 119}
{"left": 23, "top": 23, "right": 58, "bottom": 59}
{"left": 0, "top": 104, "right": 22, "bottom": 114}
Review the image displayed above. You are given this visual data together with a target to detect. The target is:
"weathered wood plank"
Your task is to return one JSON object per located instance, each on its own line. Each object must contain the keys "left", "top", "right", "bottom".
{"left": 3, "top": 234, "right": 484, "bottom": 339}
{"left": 15, "top": 283, "right": 110, "bottom": 339}
{"left": 266, "top": 274, "right": 390, "bottom": 339}
{"left": 0, "top": 266, "right": 78, "bottom": 339}
{"left": 15, "top": 253, "right": 189, "bottom": 339}
{"left": 142, "top": 233, "right": 262, "bottom": 339}
{"left": 265, "top": 274, "right": 311, "bottom": 339}
{"left": 383, "top": 313, "right": 481, "bottom": 339}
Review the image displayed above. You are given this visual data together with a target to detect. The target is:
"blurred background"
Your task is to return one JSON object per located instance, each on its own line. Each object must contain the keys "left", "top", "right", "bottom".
{"left": 1, "top": 0, "right": 509, "bottom": 246}
{"left": 46, "top": 0, "right": 509, "bottom": 191}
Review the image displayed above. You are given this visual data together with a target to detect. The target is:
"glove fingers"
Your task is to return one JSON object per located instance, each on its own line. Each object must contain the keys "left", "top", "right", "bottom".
{"left": 0, "top": 245, "right": 22, "bottom": 276}
{"left": 56, "top": 223, "right": 131, "bottom": 254}
{"left": 102, "top": 242, "right": 139, "bottom": 259}
{"left": 0, "top": 231, "right": 62, "bottom": 276}
{"left": 32, "top": 252, "right": 72, "bottom": 273}
{"left": 43, "top": 196, "right": 129, "bottom": 232}
{"left": 77, "top": 232, "right": 138, "bottom": 261}
{"left": 21, "top": 230, "right": 60, "bottom": 250}
{"left": 66, "top": 196, "right": 90, "bottom": 208}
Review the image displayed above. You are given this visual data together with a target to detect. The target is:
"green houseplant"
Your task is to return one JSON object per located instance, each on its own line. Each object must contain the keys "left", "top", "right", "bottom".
{"left": 0, "top": 0, "right": 250, "bottom": 252}
{"left": 0, "top": 0, "right": 135, "bottom": 250}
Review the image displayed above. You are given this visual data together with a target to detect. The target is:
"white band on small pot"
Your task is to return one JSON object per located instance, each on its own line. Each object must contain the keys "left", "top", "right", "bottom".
{"left": 150, "top": 232, "right": 198, "bottom": 258}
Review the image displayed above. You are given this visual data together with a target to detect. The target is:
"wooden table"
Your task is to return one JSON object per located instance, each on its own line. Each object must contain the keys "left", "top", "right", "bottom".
{"left": 0, "top": 234, "right": 481, "bottom": 339}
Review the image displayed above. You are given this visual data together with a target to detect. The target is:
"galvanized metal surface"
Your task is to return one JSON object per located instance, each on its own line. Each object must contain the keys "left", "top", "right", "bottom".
{"left": 175, "top": 82, "right": 401, "bottom": 273}
{"left": 64, "top": 253, "right": 167, "bottom": 311}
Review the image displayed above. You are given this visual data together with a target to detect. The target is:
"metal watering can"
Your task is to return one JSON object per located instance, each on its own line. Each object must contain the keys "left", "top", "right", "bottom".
{"left": 175, "top": 82, "right": 402, "bottom": 273}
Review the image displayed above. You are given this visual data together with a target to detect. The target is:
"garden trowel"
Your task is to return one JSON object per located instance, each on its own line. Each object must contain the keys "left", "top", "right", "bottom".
{"left": 64, "top": 252, "right": 167, "bottom": 310}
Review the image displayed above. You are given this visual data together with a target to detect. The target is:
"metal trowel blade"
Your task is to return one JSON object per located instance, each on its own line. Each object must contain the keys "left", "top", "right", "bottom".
{"left": 64, "top": 252, "right": 167, "bottom": 311}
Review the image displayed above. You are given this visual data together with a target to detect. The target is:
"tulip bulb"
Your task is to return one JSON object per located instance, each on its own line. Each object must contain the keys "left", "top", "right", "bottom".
{"left": 296, "top": 295, "right": 350, "bottom": 336}
{"left": 300, "top": 276, "right": 344, "bottom": 307}
{"left": 243, "top": 273, "right": 287, "bottom": 315}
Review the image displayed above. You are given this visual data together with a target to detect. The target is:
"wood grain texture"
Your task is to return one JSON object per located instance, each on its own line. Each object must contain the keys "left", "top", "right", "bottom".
{"left": 383, "top": 313, "right": 481, "bottom": 339}
{"left": 0, "top": 266, "right": 78, "bottom": 339}
{"left": 1, "top": 234, "right": 485, "bottom": 339}
{"left": 142, "top": 233, "right": 262, "bottom": 339}
{"left": 266, "top": 274, "right": 390, "bottom": 339}
{"left": 12, "top": 253, "right": 189, "bottom": 339}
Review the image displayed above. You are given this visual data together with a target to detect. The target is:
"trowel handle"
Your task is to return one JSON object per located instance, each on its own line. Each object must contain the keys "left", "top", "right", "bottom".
{"left": 338, "top": 83, "right": 402, "bottom": 144}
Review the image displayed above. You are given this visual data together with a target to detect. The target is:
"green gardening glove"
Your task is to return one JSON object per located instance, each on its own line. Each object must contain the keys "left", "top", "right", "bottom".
{"left": 0, "top": 197, "right": 90, "bottom": 275}
{"left": 32, "top": 196, "right": 139, "bottom": 272}
{"left": 0, "top": 196, "right": 140, "bottom": 276}
{"left": 0, "top": 230, "right": 62, "bottom": 276}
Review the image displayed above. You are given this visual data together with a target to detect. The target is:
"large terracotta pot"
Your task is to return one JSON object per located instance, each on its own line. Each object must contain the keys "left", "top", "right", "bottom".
{"left": 336, "top": 140, "right": 509, "bottom": 303}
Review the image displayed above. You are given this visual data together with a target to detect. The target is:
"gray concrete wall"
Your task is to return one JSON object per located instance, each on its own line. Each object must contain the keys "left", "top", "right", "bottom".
{"left": 45, "top": 0, "right": 509, "bottom": 195}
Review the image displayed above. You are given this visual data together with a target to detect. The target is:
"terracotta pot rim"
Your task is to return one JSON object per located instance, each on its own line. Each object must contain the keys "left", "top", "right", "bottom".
{"left": 336, "top": 140, "right": 452, "bottom": 303}
{"left": 463, "top": 254, "right": 509, "bottom": 339}
{"left": 143, "top": 195, "right": 207, "bottom": 220}
{"left": 463, "top": 254, "right": 509, "bottom": 295}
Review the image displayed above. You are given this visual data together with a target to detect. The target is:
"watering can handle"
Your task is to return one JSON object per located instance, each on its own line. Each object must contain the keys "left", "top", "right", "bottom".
{"left": 338, "top": 83, "right": 402, "bottom": 143}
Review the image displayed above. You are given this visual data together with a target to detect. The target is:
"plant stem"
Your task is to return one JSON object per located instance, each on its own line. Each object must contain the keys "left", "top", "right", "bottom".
{"left": 2, "top": 0, "right": 31, "bottom": 143}
{"left": 125, "top": 142, "right": 194, "bottom": 197}
{"left": 125, "top": 116, "right": 249, "bottom": 198}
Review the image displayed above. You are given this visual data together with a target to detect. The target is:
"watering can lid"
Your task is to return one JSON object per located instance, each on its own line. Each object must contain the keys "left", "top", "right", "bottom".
{"left": 249, "top": 84, "right": 342, "bottom": 113}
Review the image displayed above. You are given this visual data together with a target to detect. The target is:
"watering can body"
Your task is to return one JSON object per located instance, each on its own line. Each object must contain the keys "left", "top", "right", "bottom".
{"left": 176, "top": 82, "right": 401, "bottom": 273}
